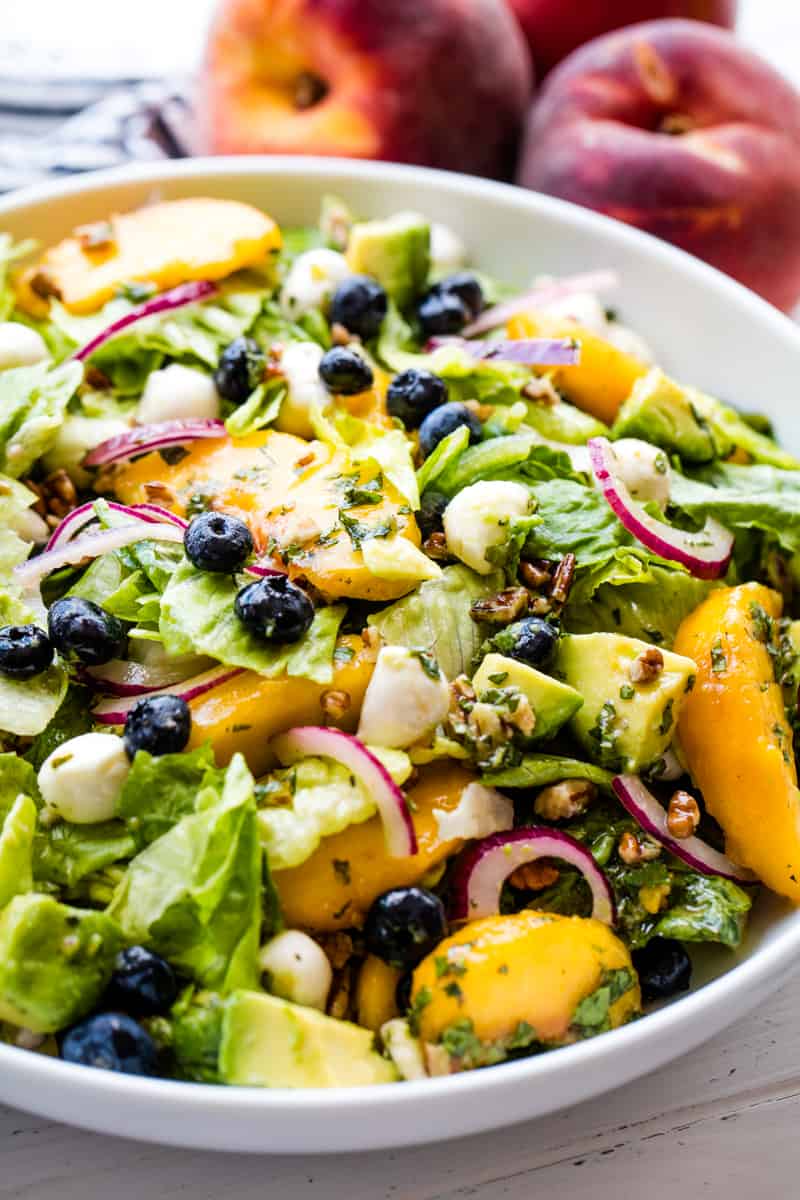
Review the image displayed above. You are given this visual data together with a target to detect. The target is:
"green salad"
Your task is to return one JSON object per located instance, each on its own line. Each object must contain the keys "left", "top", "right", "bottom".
{"left": 0, "top": 192, "right": 797, "bottom": 1086}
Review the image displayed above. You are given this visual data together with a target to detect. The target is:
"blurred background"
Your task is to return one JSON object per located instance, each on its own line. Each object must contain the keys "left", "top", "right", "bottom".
{"left": 1, "top": 0, "right": 800, "bottom": 308}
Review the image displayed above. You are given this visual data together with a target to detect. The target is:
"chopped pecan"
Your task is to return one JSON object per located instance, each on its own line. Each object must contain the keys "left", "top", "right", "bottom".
{"left": 509, "top": 861, "right": 559, "bottom": 891}
{"left": 422, "top": 532, "right": 453, "bottom": 562}
{"left": 549, "top": 553, "right": 576, "bottom": 607}
{"left": 321, "top": 689, "right": 351, "bottom": 721}
{"left": 84, "top": 365, "right": 113, "bottom": 390}
{"left": 522, "top": 376, "right": 559, "bottom": 406}
{"left": 529, "top": 596, "right": 553, "bottom": 616}
{"left": 666, "top": 790, "right": 701, "bottom": 839}
{"left": 629, "top": 647, "right": 664, "bottom": 684}
{"left": 24, "top": 469, "right": 78, "bottom": 522}
{"left": 469, "top": 586, "right": 530, "bottom": 626}
{"left": 315, "top": 931, "right": 355, "bottom": 971}
{"left": 534, "top": 779, "right": 597, "bottom": 821}
{"left": 143, "top": 481, "right": 178, "bottom": 506}
{"left": 361, "top": 626, "right": 382, "bottom": 653}
{"left": 29, "top": 270, "right": 61, "bottom": 301}
{"left": 330, "top": 322, "right": 352, "bottom": 346}
{"left": 618, "top": 831, "right": 643, "bottom": 865}
{"left": 519, "top": 559, "right": 553, "bottom": 590}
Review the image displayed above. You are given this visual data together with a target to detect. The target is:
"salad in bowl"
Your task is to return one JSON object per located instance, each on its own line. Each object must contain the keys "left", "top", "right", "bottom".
{"left": 0, "top": 189, "right": 797, "bottom": 1090}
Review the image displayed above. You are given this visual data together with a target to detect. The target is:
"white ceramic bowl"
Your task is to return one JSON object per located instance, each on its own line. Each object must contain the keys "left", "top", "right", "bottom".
{"left": 2, "top": 157, "right": 800, "bottom": 1153}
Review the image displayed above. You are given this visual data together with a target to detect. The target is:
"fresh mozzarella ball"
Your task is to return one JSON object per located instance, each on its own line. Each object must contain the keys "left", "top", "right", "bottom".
{"left": 604, "top": 322, "right": 655, "bottom": 364}
{"left": 380, "top": 1018, "right": 427, "bottom": 1081}
{"left": 136, "top": 364, "right": 219, "bottom": 425}
{"left": 274, "top": 340, "right": 330, "bottom": 439}
{"left": 611, "top": 437, "right": 672, "bottom": 507}
{"left": 0, "top": 322, "right": 49, "bottom": 370}
{"left": 38, "top": 733, "right": 131, "bottom": 825}
{"left": 357, "top": 645, "right": 450, "bottom": 750}
{"left": 280, "top": 249, "right": 351, "bottom": 319}
{"left": 259, "top": 930, "right": 332, "bottom": 1012}
{"left": 429, "top": 223, "right": 467, "bottom": 274}
{"left": 443, "top": 480, "right": 531, "bottom": 575}
{"left": 434, "top": 782, "right": 514, "bottom": 843}
{"left": 42, "top": 413, "right": 131, "bottom": 487}
{"left": 540, "top": 291, "right": 609, "bottom": 335}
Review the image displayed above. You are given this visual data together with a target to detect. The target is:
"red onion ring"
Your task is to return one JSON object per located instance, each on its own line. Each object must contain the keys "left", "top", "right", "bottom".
{"left": 92, "top": 663, "right": 244, "bottom": 723}
{"left": 589, "top": 437, "right": 733, "bottom": 580}
{"left": 14, "top": 521, "right": 184, "bottom": 589}
{"left": 83, "top": 418, "right": 227, "bottom": 468}
{"left": 612, "top": 774, "right": 757, "bottom": 885}
{"left": 463, "top": 270, "right": 619, "bottom": 337}
{"left": 426, "top": 336, "right": 580, "bottom": 366}
{"left": 449, "top": 827, "right": 616, "bottom": 924}
{"left": 73, "top": 280, "right": 219, "bottom": 363}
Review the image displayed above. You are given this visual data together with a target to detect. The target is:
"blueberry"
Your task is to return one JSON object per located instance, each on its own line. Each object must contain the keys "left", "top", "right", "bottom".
{"left": 386, "top": 368, "right": 448, "bottom": 428}
{"left": 235, "top": 575, "right": 314, "bottom": 643}
{"left": 418, "top": 401, "right": 481, "bottom": 459}
{"left": 105, "top": 946, "right": 178, "bottom": 1017}
{"left": 504, "top": 617, "right": 559, "bottom": 668}
{"left": 124, "top": 694, "right": 191, "bottom": 759}
{"left": 329, "top": 275, "right": 388, "bottom": 340}
{"left": 417, "top": 291, "right": 470, "bottom": 338}
{"left": 214, "top": 336, "right": 265, "bottom": 407}
{"left": 0, "top": 624, "right": 53, "bottom": 680}
{"left": 431, "top": 272, "right": 484, "bottom": 320}
{"left": 318, "top": 346, "right": 374, "bottom": 395}
{"left": 47, "top": 598, "right": 127, "bottom": 667}
{"left": 415, "top": 491, "right": 449, "bottom": 541}
{"left": 395, "top": 970, "right": 413, "bottom": 1014}
{"left": 632, "top": 937, "right": 692, "bottom": 1004}
{"left": 184, "top": 511, "right": 253, "bottom": 573}
{"left": 61, "top": 1012, "right": 158, "bottom": 1076}
{"left": 364, "top": 887, "right": 447, "bottom": 969}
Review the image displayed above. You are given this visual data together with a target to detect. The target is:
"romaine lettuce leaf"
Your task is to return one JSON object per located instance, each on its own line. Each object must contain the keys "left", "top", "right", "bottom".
{"left": 369, "top": 563, "right": 502, "bottom": 680}
{"left": 670, "top": 463, "right": 800, "bottom": 555}
{"left": 159, "top": 560, "right": 345, "bottom": 684}
{"left": 483, "top": 754, "right": 614, "bottom": 792}
{"left": 565, "top": 563, "right": 713, "bottom": 647}
{"left": 0, "top": 659, "right": 68, "bottom": 738}
{"left": 257, "top": 756, "right": 379, "bottom": 871}
{"left": 523, "top": 478, "right": 631, "bottom": 566}
{"left": 0, "top": 753, "right": 39, "bottom": 819}
{"left": 435, "top": 436, "right": 585, "bottom": 498}
{"left": 33, "top": 819, "right": 135, "bottom": 889}
{"left": 0, "top": 794, "right": 36, "bottom": 908}
{"left": 0, "top": 234, "right": 36, "bottom": 321}
{"left": 116, "top": 743, "right": 221, "bottom": 849}
{"left": 23, "top": 684, "right": 94, "bottom": 773}
{"left": 108, "top": 754, "right": 263, "bottom": 990}
{"left": 224, "top": 378, "right": 286, "bottom": 437}
{"left": 0, "top": 360, "right": 82, "bottom": 477}
{"left": 311, "top": 405, "right": 419, "bottom": 509}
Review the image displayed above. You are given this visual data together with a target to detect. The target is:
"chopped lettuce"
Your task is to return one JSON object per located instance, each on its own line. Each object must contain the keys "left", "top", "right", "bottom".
{"left": 0, "top": 794, "right": 36, "bottom": 908}
{"left": 311, "top": 404, "right": 419, "bottom": 509}
{"left": 257, "top": 756, "right": 379, "bottom": 870}
{"left": 160, "top": 988, "right": 226, "bottom": 1083}
{"left": 224, "top": 378, "right": 286, "bottom": 437}
{"left": 159, "top": 560, "right": 345, "bottom": 684}
{"left": 565, "top": 563, "right": 713, "bottom": 647}
{"left": 368, "top": 563, "right": 502, "bottom": 680}
{"left": 0, "top": 754, "right": 40, "bottom": 817}
{"left": 646, "top": 872, "right": 752, "bottom": 948}
{"left": 417, "top": 424, "right": 471, "bottom": 495}
{"left": 0, "top": 360, "right": 82, "bottom": 477}
{"left": 670, "top": 463, "right": 800, "bottom": 556}
{"left": 523, "top": 478, "right": 630, "bottom": 566}
{"left": 108, "top": 754, "right": 263, "bottom": 990}
{"left": 23, "top": 685, "right": 94, "bottom": 772}
{"left": 435, "top": 436, "right": 585, "bottom": 498}
{"left": 33, "top": 819, "right": 135, "bottom": 890}
{"left": 0, "top": 234, "right": 36, "bottom": 320}
{"left": 0, "top": 659, "right": 68, "bottom": 738}
{"left": 116, "top": 743, "right": 221, "bottom": 849}
{"left": 484, "top": 754, "right": 614, "bottom": 792}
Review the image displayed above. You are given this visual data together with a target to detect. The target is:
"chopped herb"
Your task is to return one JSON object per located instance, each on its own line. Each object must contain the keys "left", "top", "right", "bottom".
{"left": 333, "top": 643, "right": 355, "bottom": 664}
{"left": 710, "top": 637, "right": 727, "bottom": 674}
{"left": 489, "top": 672, "right": 509, "bottom": 685}
{"left": 332, "top": 858, "right": 351, "bottom": 886}
{"left": 685, "top": 674, "right": 696, "bottom": 693}
{"left": 229, "top": 724, "right": 252, "bottom": 733}
{"left": 440, "top": 1019, "right": 483, "bottom": 1064}
{"left": 407, "top": 986, "right": 432, "bottom": 1036}
{"left": 749, "top": 601, "right": 773, "bottom": 645}
{"left": 339, "top": 510, "right": 396, "bottom": 549}
{"left": 434, "top": 955, "right": 467, "bottom": 980}
{"left": 619, "top": 684, "right": 635, "bottom": 701}
{"left": 116, "top": 280, "right": 157, "bottom": 303}
{"left": 658, "top": 699, "right": 674, "bottom": 736}
{"left": 411, "top": 649, "right": 441, "bottom": 680}
{"left": 443, "top": 981, "right": 463, "bottom": 1002}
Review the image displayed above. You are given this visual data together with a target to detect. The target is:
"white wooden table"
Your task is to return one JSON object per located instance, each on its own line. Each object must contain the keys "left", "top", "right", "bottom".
{"left": 1, "top": 1, "right": 800, "bottom": 1194}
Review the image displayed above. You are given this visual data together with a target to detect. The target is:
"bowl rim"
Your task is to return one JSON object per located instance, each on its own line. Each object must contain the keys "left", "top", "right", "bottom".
{"left": 2, "top": 154, "right": 800, "bottom": 1143}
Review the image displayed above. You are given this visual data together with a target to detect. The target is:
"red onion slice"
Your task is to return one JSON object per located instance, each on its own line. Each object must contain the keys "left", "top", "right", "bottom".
{"left": 463, "top": 270, "right": 619, "bottom": 337}
{"left": 14, "top": 521, "right": 184, "bottom": 589}
{"left": 73, "top": 280, "right": 218, "bottom": 362}
{"left": 271, "top": 726, "right": 418, "bottom": 858}
{"left": 83, "top": 657, "right": 209, "bottom": 697}
{"left": 612, "top": 775, "right": 757, "bottom": 885}
{"left": 92, "top": 664, "right": 244, "bottom": 723}
{"left": 589, "top": 437, "right": 733, "bottom": 580}
{"left": 84, "top": 418, "right": 227, "bottom": 467}
{"left": 426, "top": 336, "right": 580, "bottom": 366}
{"left": 45, "top": 500, "right": 164, "bottom": 551}
{"left": 131, "top": 504, "right": 188, "bottom": 530}
{"left": 244, "top": 562, "right": 286, "bottom": 578}
{"left": 450, "top": 827, "right": 616, "bottom": 924}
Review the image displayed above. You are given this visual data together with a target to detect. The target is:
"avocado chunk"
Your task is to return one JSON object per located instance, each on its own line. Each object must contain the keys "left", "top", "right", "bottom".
{"left": 0, "top": 894, "right": 124, "bottom": 1033}
{"left": 219, "top": 990, "right": 399, "bottom": 1088}
{"left": 472, "top": 652, "right": 583, "bottom": 742}
{"left": 557, "top": 633, "right": 697, "bottom": 773}
{"left": 614, "top": 368, "right": 800, "bottom": 470}
{"left": 346, "top": 212, "right": 430, "bottom": 308}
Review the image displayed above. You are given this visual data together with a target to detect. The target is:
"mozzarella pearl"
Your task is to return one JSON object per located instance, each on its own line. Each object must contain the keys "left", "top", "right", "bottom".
{"left": 429, "top": 223, "right": 467, "bottom": 274}
{"left": 38, "top": 732, "right": 130, "bottom": 825}
{"left": 443, "top": 480, "right": 531, "bottom": 575}
{"left": 136, "top": 364, "right": 219, "bottom": 425}
{"left": 357, "top": 645, "right": 450, "bottom": 750}
{"left": 280, "top": 249, "right": 351, "bottom": 319}
{"left": 0, "top": 322, "right": 49, "bottom": 370}
{"left": 380, "top": 1018, "right": 427, "bottom": 1081}
{"left": 274, "top": 341, "right": 330, "bottom": 439}
{"left": 259, "top": 930, "right": 332, "bottom": 1012}
{"left": 611, "top": 437, "right": 671, "bottom": 507}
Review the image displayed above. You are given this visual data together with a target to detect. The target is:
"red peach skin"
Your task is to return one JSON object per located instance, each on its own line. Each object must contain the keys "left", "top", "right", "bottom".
{"left": 198, "top": 0, "right": 533, "bottom": 180}
{"left": 507, "top": 0, "right": 735, "bottom": 77}
{"left": 516, "top": 19, "right": 800, "bottom": 310}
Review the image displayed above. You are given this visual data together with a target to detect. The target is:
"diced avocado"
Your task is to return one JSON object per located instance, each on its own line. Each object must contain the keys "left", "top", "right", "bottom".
{"left": 0, "top": 894, "right": 124, "bottom": 1033}
{"left": 346, "top": 212, "right": 430, "bottom": 308}
{"left": 472, "top": 652, "right": 583, "bottom": 742}
{"left": 613, "top": 369, "right": 718, "bottom": 464}
{"left": 557, "top": 633, "right": 697, "bottom": 773}
{"left": 0, "top": 794, "right": 36, "bottom": 909}
{"left": 219, "top": 990, "right": 399, "bottom": 1088}
{"left": 614, "top": 368, "right": 800, "bottom": 470}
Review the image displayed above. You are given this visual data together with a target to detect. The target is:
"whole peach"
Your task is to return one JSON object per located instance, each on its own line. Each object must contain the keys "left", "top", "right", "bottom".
{"left": 517, "top": 20, "right": 800, "bottom": 310}
{"left": 507, "top": 0, "right": 735, "bottom": 77}
{"left": 197, "top": 0, "right": 532, "bottom": 180}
